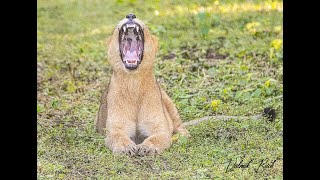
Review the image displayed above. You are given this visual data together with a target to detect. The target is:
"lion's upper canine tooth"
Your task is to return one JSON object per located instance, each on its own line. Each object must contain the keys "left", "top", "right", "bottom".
{"left": 123, "top": 26, "right": 126, "bottom": 32}
{"left": 136, "top": 26, "right": 139, "bottom": 32}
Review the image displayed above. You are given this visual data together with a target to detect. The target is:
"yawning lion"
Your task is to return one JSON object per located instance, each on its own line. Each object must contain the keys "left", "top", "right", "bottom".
{"left": 95, "top": 13, "right": 189, "bottom": 156}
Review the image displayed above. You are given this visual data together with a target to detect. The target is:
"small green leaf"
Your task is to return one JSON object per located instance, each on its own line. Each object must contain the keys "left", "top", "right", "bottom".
{"left": 240, "top": 65, "right": 249, "bottom": 71}
{"left": 37, "top": 104, "right": 46, "bottom": 113}
{"left": 242, "top": 92, "right": 251, "bottom": 101}
{"left": 241, "top": 144, "right": 245, "bottom": 150}
{"left": 208, "top": 67, "right": 216, "bottom": 75}
{"left": 51, "top": 100, "right": 60, "bottom": 109}
{"left": 178, "top": 136, "right": 188, "bottom": 145}
{"left": 179, "top": 99, "right": 189, "bottom": 105}
{"left": 265, "top": 87, "right": 274, "bottom": 95}
{"left": 252, "top": 88, "right": 261, "bottom": 97}
{"left": 66, "top": 81, "right": 77, "bottom": 93}
{"left": 235, "top": 91, "right": 243, "bottom": 99}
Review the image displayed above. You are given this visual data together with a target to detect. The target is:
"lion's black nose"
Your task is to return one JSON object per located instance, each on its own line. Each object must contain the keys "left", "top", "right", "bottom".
{"left": 126, "top": 13, "right": 136, "bottom": 21}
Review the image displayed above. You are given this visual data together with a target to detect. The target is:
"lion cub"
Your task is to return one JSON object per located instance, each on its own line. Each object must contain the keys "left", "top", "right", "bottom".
{"left": 96, "top": 14, "right": 189, "bottom": 156}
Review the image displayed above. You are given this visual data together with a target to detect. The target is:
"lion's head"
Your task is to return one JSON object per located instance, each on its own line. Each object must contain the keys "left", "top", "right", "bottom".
{"left": 107, "top": 13, "right": 158, "bottom": 73}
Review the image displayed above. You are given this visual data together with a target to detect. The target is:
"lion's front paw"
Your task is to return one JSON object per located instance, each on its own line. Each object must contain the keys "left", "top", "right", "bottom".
{"left": 113, "top": 143, "right": 137, "bottom": 156}
{"left": 136, "top": 144, "right": 160, "bottom": 156}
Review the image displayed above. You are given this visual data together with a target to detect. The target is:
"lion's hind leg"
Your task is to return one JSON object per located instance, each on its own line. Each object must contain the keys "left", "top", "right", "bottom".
{"left": 160, "top": 88, "right": 190, "bottom": 137}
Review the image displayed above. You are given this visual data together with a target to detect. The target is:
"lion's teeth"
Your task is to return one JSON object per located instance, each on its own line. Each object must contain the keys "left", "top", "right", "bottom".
{"left": 127, "top": 23, "right": 135, "bottom": 28}
{"left": 136, "top": 26, "right": 139, "bottom": 32}
{"left": 123, "top": 26, "right": 126, "bottom": 32}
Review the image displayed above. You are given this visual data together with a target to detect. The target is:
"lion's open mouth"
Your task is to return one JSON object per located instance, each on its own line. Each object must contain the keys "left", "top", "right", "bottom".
{"left": 119, "top": 21, "right": 144, "bottom": 70}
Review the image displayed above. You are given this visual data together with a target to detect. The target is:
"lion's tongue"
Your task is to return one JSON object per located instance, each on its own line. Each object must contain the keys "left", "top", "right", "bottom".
{"left": 124, "top": 40, "right": 139, "bottom": 65}
{"left": 124, "top": 50, "right": 139, "bottom": 65}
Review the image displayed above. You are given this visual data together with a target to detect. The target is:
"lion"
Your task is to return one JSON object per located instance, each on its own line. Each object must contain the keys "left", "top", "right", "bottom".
{"left": 95, "top": 13, "right": 190, "bottom": 156}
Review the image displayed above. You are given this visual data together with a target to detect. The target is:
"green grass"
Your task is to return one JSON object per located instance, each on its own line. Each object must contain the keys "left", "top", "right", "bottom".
{"left": 37, "top": 0, "right": 283, "bottom": 179}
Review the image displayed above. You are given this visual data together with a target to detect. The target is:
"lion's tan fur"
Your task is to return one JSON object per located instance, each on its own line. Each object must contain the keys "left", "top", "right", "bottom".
{"left": 95, "top": 18, "right": 189, "bottom": 156}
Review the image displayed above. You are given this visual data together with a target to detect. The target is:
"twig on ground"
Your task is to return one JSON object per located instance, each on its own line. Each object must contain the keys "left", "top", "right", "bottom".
{"left": 183, "top": 115, "right": 262, "bottom": 126}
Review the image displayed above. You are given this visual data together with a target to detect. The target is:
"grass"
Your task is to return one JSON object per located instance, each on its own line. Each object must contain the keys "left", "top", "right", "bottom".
{"left": 37, "top": 0, "right": 283, "bottom": 179}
